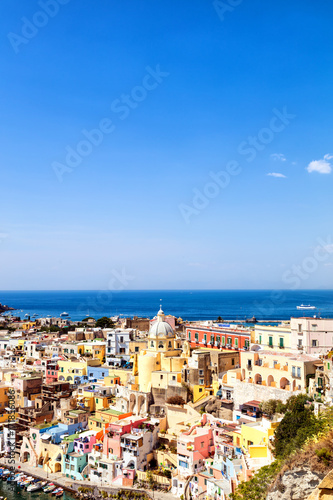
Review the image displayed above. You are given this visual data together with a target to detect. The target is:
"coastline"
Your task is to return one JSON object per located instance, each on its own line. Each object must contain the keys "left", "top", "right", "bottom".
{"left": 0, "top": 461, "right": 174, "bottom": 500}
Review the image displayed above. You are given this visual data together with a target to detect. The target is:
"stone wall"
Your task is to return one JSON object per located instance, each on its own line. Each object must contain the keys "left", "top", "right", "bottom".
{"left": 233, "top": 380, "right": 301, "bottom": 412}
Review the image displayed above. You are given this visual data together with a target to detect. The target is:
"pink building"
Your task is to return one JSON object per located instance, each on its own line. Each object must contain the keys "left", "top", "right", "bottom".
{"left": 74, "top": 432, "right": 97, "bottom": 454}
{"left": 102, "top": 416, "right": 146, "bottom": 459}
{"left": 177, "top": 424, "right": 214, "bottom": 477}
{"left": 291, "top": 317, "right": 333, "bottom": 354}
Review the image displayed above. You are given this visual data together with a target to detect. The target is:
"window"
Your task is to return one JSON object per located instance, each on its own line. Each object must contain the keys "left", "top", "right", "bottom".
{"left": 312, "top": 339, "right": 318, "bottom": 347}
{"left": 244, "top": 339, "right": 249, "bottom": 348}
{"left": 328, "top": 362, "right": 331, "bottom": 370}
{"left": 259, "top": 335, "right": 262, "bottom": 344}
{"left": 232, "top": 358, "right": 235, "bottom": 366}
{"left": 226, "top": 390, "right": 232, "bottom": 400}
{"left": 273, "top": 360, "right": 278, "bottom": 367}
{"left": 203, "top": 334, "right": 207, "bottom": 344}
{"left": 297, "top": 367, "right": 301, "bottom": 378}
{"left": 135, "top": 346, "right": 139, "bottom": 352}
{"left": 188, "top": 331, "right": 191, "bottom": 341}
{"left": 201, "top": 441, "right": 204, "bottom": 448}
{"left": 279, "top": 337, "right": 284, "bottom": 348}
{"left": 312, "top": 324, "right": 317, "bottom": 332}
{"left": 298, "top": 339, "right": 303, "bottom": 347}
{"left": 292, "top": 366, "right": 296, "bottom": 377}
{"left": 199, "top": 369, "right": 203, "bottom": 376}
{"left": 179, "top": 460, "right": 188, "bottom": 469}
{"left": 160, "top": 374, "right": 163, "bottom": 379}
{"left": 298, "top": 324, "right": 302, "bottom": 333}
{"left": 195, "top": 332, "right": 199, "bottom": 342}
{"left": 227, "top": 337, "right": 232, "bottom": 345}
{"left": 150, "top": 341, "right": 154, "bottom": 347}
{"left": 210, "top": 334, "right": 214, "bottom": 344}
{"left": 234, "top": 338, "right": 238, "bottom": 347}
{"left": 216, "top": 335, "right": 220, "bottom": 344}
{"left": 222, "top": 336, "right": 225, "bottom": 346}
{"left": 199, "top": 379, "right": 204, "bottom": 385}
{"left": 199, "top": 388, "right": 203, "bottom": 392}
{"left": 120, "top": 337, "right": 124, "bottom": 343}
{"left": 269, "top": 336, "right": 273, "bottom": 347}
{"left": 172, "top": 375, "right": 176, "bottom": 381}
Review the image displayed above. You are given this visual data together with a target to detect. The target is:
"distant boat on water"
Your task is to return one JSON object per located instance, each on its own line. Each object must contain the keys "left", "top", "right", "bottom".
{"left": 60, "top": 312, "right": 69, "bottom": 317}
{"left": 297, "top": 304, "right": 316, "bottom": 310}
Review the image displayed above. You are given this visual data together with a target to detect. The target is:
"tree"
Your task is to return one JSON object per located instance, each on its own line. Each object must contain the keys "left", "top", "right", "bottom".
{"left": 260, "top": 399, "right": 284, "bottom": 418}
{"left": 273, "top": 394, "right": 320, "bottom": 459}
{"left": 95, "top": 317, "right": 115, "bottom": 329}
{"left": 166, "top": 395, "right": 185, "bottom": 406}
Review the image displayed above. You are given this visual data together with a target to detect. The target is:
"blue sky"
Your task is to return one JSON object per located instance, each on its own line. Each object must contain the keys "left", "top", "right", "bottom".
{"left": 1, "top": 0, "right": 333, "bottom": 290}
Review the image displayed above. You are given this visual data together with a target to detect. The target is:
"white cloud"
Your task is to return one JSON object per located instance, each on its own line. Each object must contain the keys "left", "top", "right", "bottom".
{"left": 267, "top": 173, "right": 286, "bottom": 178}
{"left": 271, "top": 153, "right": 286, "bottom": 161}
{"left": 307, "top": 154, "right": 333, "bottom": 174}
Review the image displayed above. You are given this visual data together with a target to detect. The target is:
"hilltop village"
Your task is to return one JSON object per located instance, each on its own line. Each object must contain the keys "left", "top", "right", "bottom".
{"left": 0, "top": 306, "right": 332, "bottom": 499}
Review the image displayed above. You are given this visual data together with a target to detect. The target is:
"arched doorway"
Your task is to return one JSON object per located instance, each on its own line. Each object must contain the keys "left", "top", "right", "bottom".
{"left": 280, "top": 377, "right": 290, "bottom": 390}
{"left": 23, "top": 452, "right": 30, "bottom": 463}
{"left": 254, "top": 374, "right": 262, "bottom": 385}
{"left": 54, "top": 463, "right": 62, "bottom": 473}
{"left": 267, "top": 375, "right": 274, "bottom": 387}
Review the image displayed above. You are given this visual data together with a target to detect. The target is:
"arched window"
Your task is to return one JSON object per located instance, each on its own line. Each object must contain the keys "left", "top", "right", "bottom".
{"left": 158, "top": 343, "right": 164, "bottom": 349}
{"left": 168, "top": 341, "right": 172, "bottom": 348}
{"left": 150, "top": 341, "right": 154, "bottom": 348}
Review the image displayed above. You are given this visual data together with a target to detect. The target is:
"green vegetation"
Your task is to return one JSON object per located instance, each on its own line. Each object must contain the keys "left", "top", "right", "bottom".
{"left": 95, "top": 317, "right": 115, "bottom": 329}
{"left": 230, "top": 462, "right": 280, "bottom": 500}
{"left": 231, "top": 394, "right": 333, "bottom": 500}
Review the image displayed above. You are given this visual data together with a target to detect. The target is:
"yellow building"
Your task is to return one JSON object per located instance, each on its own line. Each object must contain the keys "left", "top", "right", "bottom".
{"left": 58, "top": 359, "right": 101, "bottom": 383}
{"left": 240, "top": 350, "right": 317, "bottom": 392}
{"left": 254, "top": 324, "right": 291, "bottom": 351}
{"left": 78, "top": 387, "right": 113, "bottom": 412}
{"left": 235, "top": 419, "right": 278, "bottom": 457}
{"left": 77, "top": 341, "right": 106, "bottom": 363}
{"left": 137, "top": 306, "right": 188, "bottom": 393}
{"left": 105, "top": 368, "right": 130, "bottom": 386}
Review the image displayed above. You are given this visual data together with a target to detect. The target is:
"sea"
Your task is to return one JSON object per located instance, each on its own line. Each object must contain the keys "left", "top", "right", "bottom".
{"left": 0, "top": 480, "right": 74, "bottom": 500}
{"left": 0, "top": 290, "right": 332, "bottom": 322}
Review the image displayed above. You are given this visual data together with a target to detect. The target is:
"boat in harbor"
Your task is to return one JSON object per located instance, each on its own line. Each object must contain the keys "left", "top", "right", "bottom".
{"left": 53, "top": 488, "right": 64, "bottom": 497}
{"left": 297, "top": 304, "right": 316, "bottom": 310}
{"left": 27, "top": 481, "right": 47, "bottom": 492}
{"left": 43, "top": 483, "right": 56, "bottom": 493}
{"left": 60, "top": 312, "right": 69, "bottom": 317}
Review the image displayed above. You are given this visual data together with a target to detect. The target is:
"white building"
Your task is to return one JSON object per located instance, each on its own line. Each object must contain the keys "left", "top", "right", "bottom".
{"left": 106, "top": 329, "right": 134, "bottom": 367}
{"left": 291, "top": 317, "right": 333, "bottom": 355}
{"left": 120, "top": 425, "right": 158, "bottom": 471}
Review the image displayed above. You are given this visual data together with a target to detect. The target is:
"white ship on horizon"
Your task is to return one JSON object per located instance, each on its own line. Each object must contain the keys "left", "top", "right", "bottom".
{"left": 296, "top": 304, "right": 316, "bottom": 310}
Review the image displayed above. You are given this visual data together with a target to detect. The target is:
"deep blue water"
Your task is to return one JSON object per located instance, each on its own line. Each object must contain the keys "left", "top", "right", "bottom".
{"left": 0, "top": 290, "right": 332, "bottom": 322}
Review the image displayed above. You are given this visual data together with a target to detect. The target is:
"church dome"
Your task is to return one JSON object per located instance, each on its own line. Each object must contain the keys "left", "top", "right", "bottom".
{"left": 149, "top": 305, "right": 175, "bottom": 338}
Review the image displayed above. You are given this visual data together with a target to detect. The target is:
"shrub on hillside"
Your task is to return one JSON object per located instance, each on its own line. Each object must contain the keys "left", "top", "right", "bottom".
{"left": 166, "top": 395, "right": 185, "bottom": 406}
